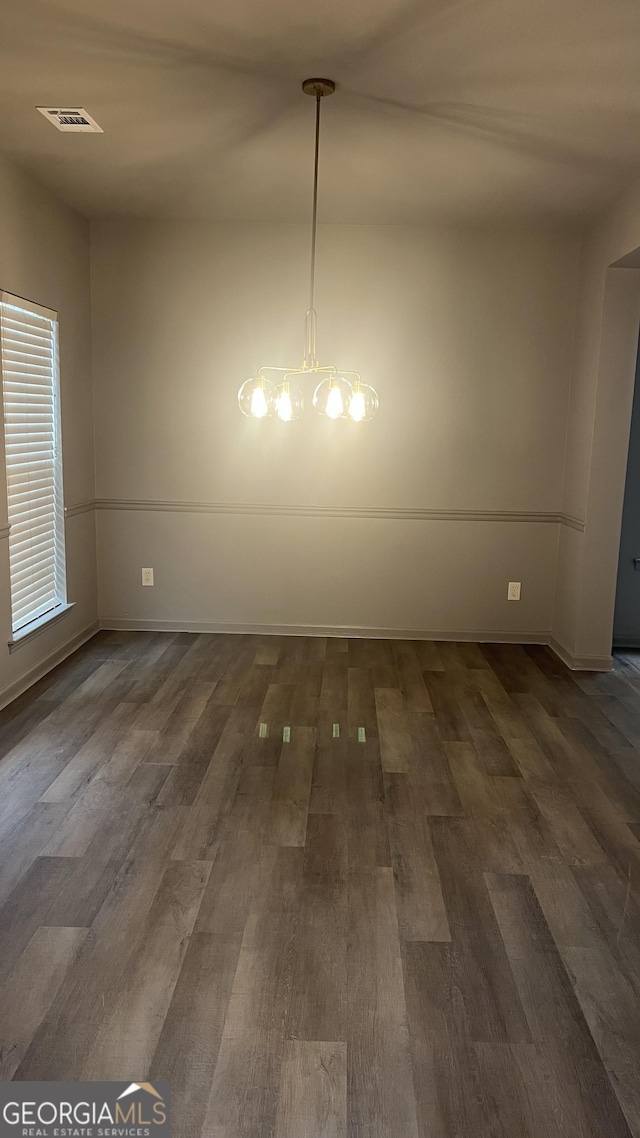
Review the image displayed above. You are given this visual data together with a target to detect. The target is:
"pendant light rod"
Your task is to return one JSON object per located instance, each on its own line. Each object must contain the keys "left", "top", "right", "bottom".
{"left": 309, "top": 91, "right": 321, "bottom": 313}
{"left": 302, "top": 79, "right": 335, "bottom": 368}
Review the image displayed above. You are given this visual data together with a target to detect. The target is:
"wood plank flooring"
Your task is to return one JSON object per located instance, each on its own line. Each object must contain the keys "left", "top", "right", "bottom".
{"left": 1, "top": 631, "right": 640, "bottom": 1136}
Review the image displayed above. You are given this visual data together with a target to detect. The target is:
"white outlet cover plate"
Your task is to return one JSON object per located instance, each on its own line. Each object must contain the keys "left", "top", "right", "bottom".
{"left": 141, "top": 568, "right": 154, "bottom": 586}
{"left": 508, "top": 581, "right": 521, "bottom": 601}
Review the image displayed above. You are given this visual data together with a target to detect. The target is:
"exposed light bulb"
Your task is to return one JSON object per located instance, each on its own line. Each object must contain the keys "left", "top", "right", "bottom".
{"left": 250, "top": 385, "right": 269, "bottom": 419}
{"left": 276, "top": 389, "right": 293, "bottom": 421}
{"left": 349, "top": 389, "right": 366, "bottom": 422}
{"left": 326, "top": 385, "right": 344, "bottom": 419}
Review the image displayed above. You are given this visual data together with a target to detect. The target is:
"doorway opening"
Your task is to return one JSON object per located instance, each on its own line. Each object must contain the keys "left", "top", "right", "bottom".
{"left": 613, "top": 323, "right": 640, "bottom": 648}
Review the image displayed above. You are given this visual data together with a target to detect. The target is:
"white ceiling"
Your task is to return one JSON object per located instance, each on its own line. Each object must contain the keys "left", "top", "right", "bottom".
{"left": 1, "top": 0, "right": 640, "bottom": 222}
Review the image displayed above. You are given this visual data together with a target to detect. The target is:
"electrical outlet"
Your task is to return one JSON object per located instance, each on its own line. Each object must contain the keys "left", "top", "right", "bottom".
{"left": 508, "top": 581, "right": 521, "bottom": 601}
{"left": 141, "top": 567, "right": 154, "bottom": 587}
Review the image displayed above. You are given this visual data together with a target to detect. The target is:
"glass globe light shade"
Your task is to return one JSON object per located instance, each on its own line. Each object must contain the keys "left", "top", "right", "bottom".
{"left": 347, "top": 381, "right": 379, "bottom": 422}
{"left": 312, "top": 375, "right": 353, "bottom": 420}
{"left": 238, "top": 376, "right": 276, "bottom": 419}
{"left": 275, "top": 380, "right": 304, "bottom": 422}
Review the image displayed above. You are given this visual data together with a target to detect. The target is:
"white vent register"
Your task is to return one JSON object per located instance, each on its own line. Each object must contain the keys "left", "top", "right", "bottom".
{"left": 36, "top": 107, "right": 103, "bottom": 132}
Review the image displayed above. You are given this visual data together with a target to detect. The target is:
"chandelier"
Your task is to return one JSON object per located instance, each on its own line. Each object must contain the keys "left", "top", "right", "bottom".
{"left": 238, "top": 78, "right": 379, "bottom": 423}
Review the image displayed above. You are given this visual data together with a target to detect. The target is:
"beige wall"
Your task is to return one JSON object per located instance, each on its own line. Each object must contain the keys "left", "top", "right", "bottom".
{"left": 91, "top": 219, "right": 580, "bottom": 640}
{"left": 0, "top": 149, "right": 638, "bottom": 675}
{"left": 0, "top": 153, "right": 97, "bottom": 703}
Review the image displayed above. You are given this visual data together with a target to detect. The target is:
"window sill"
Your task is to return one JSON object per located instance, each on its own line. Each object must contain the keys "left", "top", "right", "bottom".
{"left": 8, "top": 602, "right": 76, "bottom": 653}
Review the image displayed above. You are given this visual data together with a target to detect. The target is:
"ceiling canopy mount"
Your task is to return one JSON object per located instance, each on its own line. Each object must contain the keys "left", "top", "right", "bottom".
{"left": 301, "top": 78, "right": 336, "bottom": 98}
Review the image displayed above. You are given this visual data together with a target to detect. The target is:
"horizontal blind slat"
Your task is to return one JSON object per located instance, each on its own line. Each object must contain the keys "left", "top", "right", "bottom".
{"left": 7, "top": 481, "right": 55, "bottom": 499}
{"left": 12, "top": 589, "right": 57, "bottom": 623}
{"left": 1, "top": 298, "right": 66, "bottom": 634}
{"left": 13, "top": 597, "right": 59, "bottom": 632}
{"left": 10, "top": 535, "right": 57, "bottom": 562}
{"left": 11, "top": 571, "right": 56, "bottom": 602}
{"left": 9, "top": 521, "right": 56, "bottom": 545}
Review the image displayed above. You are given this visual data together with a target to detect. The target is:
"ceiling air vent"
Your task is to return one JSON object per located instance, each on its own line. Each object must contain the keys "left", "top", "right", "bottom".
{"left": 36, "top": 107, "right": 103, "bottom": 133}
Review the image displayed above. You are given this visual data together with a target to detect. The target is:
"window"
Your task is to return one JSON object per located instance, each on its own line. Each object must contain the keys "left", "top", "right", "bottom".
{"left": 0, "top": 292, "right": 67, "bottom": 639}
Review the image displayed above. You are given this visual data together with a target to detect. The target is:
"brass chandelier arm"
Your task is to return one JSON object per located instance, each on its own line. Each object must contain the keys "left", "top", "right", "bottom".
{"left": 335, "top": 370, "right": 363, "bottom": 382}
{"left": 257, "top": 364, "right": 338, "bottom": 377}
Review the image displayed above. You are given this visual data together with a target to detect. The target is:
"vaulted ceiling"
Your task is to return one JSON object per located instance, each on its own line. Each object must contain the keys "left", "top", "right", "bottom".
{"left": 1, "top": 0, "right": 640, "bottom": 222}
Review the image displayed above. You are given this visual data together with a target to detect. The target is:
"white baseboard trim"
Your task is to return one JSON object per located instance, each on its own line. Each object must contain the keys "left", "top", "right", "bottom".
{"left": 0, "top": 620, "right": 99, "bottom": 712}
{"left": 549, "top": 636, "right": 613, "bottom": 672}
{"left": 102, "top": 619, "right": 618, "bottom": 671}
{"left": 99, "top": 616, "right": 552, "bottom": 645}
{"left": 0, "top": 621, "right": 613, "bottom": 715}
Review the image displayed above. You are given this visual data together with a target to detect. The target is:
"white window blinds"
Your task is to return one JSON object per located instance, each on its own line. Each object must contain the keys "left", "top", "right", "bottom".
{"left": 0, "top": 292, "right": 67, "bottom": 636}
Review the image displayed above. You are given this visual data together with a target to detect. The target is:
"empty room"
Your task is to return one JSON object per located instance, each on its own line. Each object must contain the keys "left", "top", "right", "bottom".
{"left": 1, "top": 1, "right": 640, "bottom": 1135}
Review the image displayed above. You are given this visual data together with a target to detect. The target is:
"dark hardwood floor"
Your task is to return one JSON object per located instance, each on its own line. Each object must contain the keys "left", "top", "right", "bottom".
{"left": 1, "top": 630, "right": 640, "bottom": 1136}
